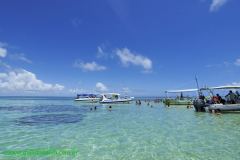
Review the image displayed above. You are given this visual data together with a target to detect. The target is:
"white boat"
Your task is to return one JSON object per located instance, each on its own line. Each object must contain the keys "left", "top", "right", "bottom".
{"left": 99, "top": 93, "right": 134, "bottom": 104}
{"left": 193, "top": 85, "right": 240, "bottom": 112}
{"left": 164, "top": 89, "right": 198, "bottom": 106}
{"left": 208, "top": 104, "right": 240, "bottom": 112}
{"left": 74, "top": 94, "right": 100, "bottom": 103}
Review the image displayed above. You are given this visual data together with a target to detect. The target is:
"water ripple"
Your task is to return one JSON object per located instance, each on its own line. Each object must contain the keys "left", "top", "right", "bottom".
{"left": 0, "top": 105, "right": 88, "bottom": 113}
{"left": 16, "top": 114, "right": 85, "bottom": 126}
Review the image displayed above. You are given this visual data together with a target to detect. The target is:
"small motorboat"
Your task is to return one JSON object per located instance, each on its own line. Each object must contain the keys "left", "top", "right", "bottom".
{"left": 163, "top": 98, "right": 193, "bottom": 106}
{"left": 193, "top": 85, "right": 240, "bottom": 112}
{"left": 208, "top": 104, "right": 240, "bottom": 112}
{"left": 163, "top": 89, "right": 197, "bottom": 106}
{"left": 74, "top": 94, "right": 100, "bottom": 103}
{"left": 99, "top": 93, "right": 134, "bottom": 104}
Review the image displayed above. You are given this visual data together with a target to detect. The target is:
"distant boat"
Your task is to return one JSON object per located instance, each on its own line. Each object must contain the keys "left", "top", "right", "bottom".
{"left": 163, "top": 98, "right": 193, "bottom": 105}
{"left": 193, "top": 85, "right": 240, "bottom": 112}
{"left": 74, "top": 94, "right": 100, "bottom": 103}
{"left": 99, "top": 93, "right": 134, "bottom": 104}
{"left": 163, "top": 89, "right": 197, "bottom": 106}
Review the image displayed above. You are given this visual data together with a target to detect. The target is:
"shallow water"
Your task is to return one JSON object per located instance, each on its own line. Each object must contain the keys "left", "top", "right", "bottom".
{"left": 0, "top": 97, "right": 240, "bottom": 160}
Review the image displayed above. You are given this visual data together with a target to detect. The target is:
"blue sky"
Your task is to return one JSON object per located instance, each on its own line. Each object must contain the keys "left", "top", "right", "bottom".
{"left": 0, "top": 0, "right": 240, "bottom": 96}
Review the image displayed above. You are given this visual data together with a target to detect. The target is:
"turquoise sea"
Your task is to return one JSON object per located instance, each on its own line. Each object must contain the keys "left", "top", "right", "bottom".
{"left": 0, "top": 97, "right": 240, "bottom": 160}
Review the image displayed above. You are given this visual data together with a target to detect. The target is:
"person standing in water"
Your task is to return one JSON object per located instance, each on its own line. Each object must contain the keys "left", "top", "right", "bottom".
{"left": 216, "top": 94, "right": 225, "bottom": 104}
{"left": 236, "top": 91, "right": 240, "bottom": 102}
{"left": 225, "top": 90, "right": 236, "bottom": 104}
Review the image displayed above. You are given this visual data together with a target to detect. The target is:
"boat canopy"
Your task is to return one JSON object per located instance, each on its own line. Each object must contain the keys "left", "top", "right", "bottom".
{"left": 165, "top": 89, "right": 198, "bottom": 93}
{"left": 166, "top": 85, "right": 240, "bottom": 93}
{"left": 77, "top": 94, "right": 97, "bottom": 97}
{"left": 200, "top": 85, "right": 240, "bottom": 91}
{"left": 101, "top": 93, "right": 120, "bottom": 96}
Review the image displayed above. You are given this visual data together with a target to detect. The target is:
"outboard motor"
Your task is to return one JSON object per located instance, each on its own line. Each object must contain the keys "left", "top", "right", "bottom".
{"left": 193, "top": 99, "right": 207, "bottom": 112}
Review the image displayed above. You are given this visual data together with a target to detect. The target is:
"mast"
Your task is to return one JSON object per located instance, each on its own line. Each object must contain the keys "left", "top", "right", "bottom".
{"left": 195, "top": 75, "right": 201, "bottom": 96}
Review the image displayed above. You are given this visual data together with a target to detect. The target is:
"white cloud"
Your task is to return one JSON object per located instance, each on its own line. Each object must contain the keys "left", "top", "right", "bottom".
{"left": 96, "top": 82, "right": 108, "bottom": 92}
{"left": 0, "top": 42, "right": 8, "bottom": 48}
{"left": 0, "top": 69, "right": 64, "bottom": 92}
{"left": 0, "top": 42, "right": 31, "bottom": 63}
{"left": 205, "top": 61, "right": 230, "bottom": 68}
{"left": 74, "top": 60, "right": 107, "bottom": 72}
{"left": 96, "top": 46, "right": 105, "bottom": 58}
{"left": 0, "top": 47, "right": 7, "bottom": 58}
{"left": 115, "top": 48, "right": 152, "bottom": 71}
{"left": 69, "top": 88, "right": 85, "bottom": 94}
{"left": 96, "top": 45, "right": 114, "bottom": 59}
{"left": 9, "top": 53, "right": 32, "bottom": 63}
{"left": 234, "top": 58, "right": 240, "bottom": 66}
{"left": 231, "top": 82, "right": 240, "bottom": 86}
{"left": 210, "top": 0, "right": 228, "bottom": 12}
{"left": 69, "top": 88, "right": 97, "bottom": 95}
{"left": 0, "top": 60, "right": 11, "bottom": 69}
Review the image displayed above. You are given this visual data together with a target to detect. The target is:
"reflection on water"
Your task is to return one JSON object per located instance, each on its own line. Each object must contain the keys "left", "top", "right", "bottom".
{"left": 0, "top": 104, "right": 89, "bottom": 126}
{"left": 16, "top": 114, "right": 85, "bottom": 126}
{"left": 0, "top": 105, "right": 88, "bottom": 113}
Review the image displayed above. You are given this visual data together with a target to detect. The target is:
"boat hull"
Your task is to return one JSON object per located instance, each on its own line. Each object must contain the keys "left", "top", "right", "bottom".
{"left": 99, "top": 99, "right": 132, "bottom": 104}
{"left": 208, "top": 104, "right": 240, "bottom": 112}
{"left": 193, "top": 99, "right": 240, "bottom": 112}
{"left": 163, "top": 99, "right": 193, "bottom": 106}
{"left": 74, "top": 98, "right": 100, "bottom": 103}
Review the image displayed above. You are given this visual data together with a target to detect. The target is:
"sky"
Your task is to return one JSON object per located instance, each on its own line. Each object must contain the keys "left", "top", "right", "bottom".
{"left": 0, "top": 0, "right": 240, "bottom": 96}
